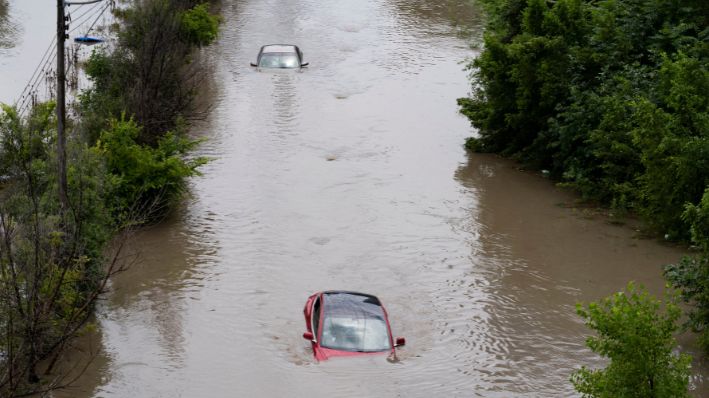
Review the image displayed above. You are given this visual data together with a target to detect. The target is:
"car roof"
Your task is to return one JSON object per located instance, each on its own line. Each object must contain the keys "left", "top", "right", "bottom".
{"left": 322, "top": 291, "right": 385, "bottom": 319}
{"left": 261, "top": 44, "right": 298, "bottom": 53}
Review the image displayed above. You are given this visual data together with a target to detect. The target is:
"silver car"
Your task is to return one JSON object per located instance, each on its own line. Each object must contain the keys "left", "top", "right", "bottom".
{"left": 250, "top": 44, "right": 309, "bottom": 69}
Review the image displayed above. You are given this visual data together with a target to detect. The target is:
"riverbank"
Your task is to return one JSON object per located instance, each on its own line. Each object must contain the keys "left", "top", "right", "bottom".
{"left": 458, "top": 0, "right": 709, "bottom": 376}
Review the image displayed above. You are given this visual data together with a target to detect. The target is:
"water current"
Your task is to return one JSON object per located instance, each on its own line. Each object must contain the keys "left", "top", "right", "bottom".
{"left": 1, "top": 0, "right": 707, "bottom": 396}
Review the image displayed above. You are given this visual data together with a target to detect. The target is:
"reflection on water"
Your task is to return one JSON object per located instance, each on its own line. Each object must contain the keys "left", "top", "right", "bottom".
{"left": 0, "top": 0, "right": 22, "bottom": 55}
{"left": 453, "top": 153, "right": 709, "bottom": 395}
{"left": 0, "top": 0, "right": 106, "bottom": 106}
{"left": 0, "top": 0, "right": 55, "bottom": 104}
{"left": 55, "top": 209, "right": 222, "bottom": 397}
{"left": 390, "top": 0, "right": 484, "bottom": 40}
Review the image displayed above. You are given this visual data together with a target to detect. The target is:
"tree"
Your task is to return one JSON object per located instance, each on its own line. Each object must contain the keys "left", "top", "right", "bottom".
{"left": 459, "top": 0, "right": 709, "bottom": 237}
{"left": 81, "top": 0, "right": 221, "bottom": 146}
{"left": 665, "top": 188, "right": 709, "bottom": 353}
{"left": 571, "top": 282, "right": 691, "bottom": 398}
{"left": 0, "top": 104, "right": 127, "bottom": 396}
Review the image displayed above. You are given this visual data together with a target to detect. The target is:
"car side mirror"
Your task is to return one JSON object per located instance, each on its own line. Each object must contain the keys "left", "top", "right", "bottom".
{"left": 395, "top": 337, "right": 405, "bottom": 347}
{"left": 300, "top": 62, "right": 309, "bottom": 67}
{"left": 250, "top": 62, "right": 257, "bottom": 67}
{"left": 303, "top": 332, "right": 314, "bottom": 341}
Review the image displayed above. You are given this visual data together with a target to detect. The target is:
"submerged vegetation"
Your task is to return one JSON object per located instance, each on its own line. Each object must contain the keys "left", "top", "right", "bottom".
{"left": 0, "top": 0, "right": 219, "bottom": 395}
{"left": 459, "top": 0, "right": 709, "bottom": 368}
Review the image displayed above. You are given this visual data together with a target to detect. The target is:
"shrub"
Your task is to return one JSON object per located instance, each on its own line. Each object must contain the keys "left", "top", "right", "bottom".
{"left": 459, "top": 0, "right": 709, "bottom": 237}
{"left": 181, "top": 3, "right": 220, "bottom": 47}
{"left": 0, "top": 104, "right": 115, "bottom": 394}
{"left": 665, "top": 189, "right": 709, "bottom": 353}
{"left": 94, "top": 117, "right": 208, "bottom": 221}
{"left": 81, "top": 0, "right": 220, "bottom": 145}
{"left": 572, "top": 283, "right": 691, "bottom": 397}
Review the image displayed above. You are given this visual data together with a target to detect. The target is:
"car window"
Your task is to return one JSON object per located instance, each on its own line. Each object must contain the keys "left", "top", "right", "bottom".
{"left": 258, "top": 53, "right": 300, "bottom": 68}
{"left": 313, "top": 297, "right": 321, "bottom": 339}
{"left": 320, "top": 315, "right": 391, "bottom": 352}
{"left": 319, "top": 292, "right": 392, "bottom": 352}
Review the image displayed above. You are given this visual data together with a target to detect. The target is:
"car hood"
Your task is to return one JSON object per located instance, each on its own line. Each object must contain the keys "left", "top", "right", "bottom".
{"left": 314, "top": 346, "right": 392, "bottom": 361}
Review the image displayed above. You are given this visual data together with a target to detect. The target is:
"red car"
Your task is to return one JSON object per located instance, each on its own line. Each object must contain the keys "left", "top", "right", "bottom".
{"left": 302, "top": 291, "right": 405, "bottom": 361}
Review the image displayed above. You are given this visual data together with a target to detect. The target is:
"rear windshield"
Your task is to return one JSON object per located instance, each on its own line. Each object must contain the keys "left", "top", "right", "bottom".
{"left": 320, "top": 293, "right": 391, "bottom": 352}
{"left": 258, "top": 53, "right": 300, "bottom": 68}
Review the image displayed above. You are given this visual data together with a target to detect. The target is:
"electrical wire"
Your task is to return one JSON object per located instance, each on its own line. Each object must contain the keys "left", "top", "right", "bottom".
{"left": 83, "top": 1, "right": 112, "bottom": 36}
{"left": 15, "top": 35, "right": 57, "bottom": 107}
{"left": 65, "top": 0, "right": 106, "bottom": 5}
{"left": 17, "top": 49, "right": 58, "bottom": 116}
{"left": 67, "top": 1, "right": 104, "bottom": 33}
{"left": 19, "top": 48, "right": 58, "bottom": 103}
{"left": 14, "top": 0, "right": 113, "bottom": 116}
{"left": 66, "top": 2, "right": 87, "bottom": 15}
{"left": 17, "top": 51, "right": 58, "bottom": 117}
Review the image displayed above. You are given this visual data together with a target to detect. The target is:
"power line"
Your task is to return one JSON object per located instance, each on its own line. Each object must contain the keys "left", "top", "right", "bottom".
{"left": 67, "top": 1, "right": 104, "bottom": 33}
{"left": 17, "top": 51, "right": 58, "bottom": 117}
{"left": 66, "top": 2, "right": 88, "bottom": 15}
{"left": 14, "top": 0, "right": 113, "bottom": 117}
{"left": 71, "top": 0, "right": 111, "bottom": 35}
{"left": 17, "top": 47, "right": 59, "bottom": 117}
{"left": 15, "top": 35, "right": 57, "bottom": 109}
{"left": 83, "top": 1, "right": 112, "bottom": 36}
{"left": 66, "top": 0, "right": 105, "bottom": 5}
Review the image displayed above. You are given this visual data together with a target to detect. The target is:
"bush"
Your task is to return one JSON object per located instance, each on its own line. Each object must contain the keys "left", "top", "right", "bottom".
{"left": 94, "top": 117, "right": 207, "bottom": 221}
{"left": 81, "top": 0, "right": 220, "bottom": 145}
{"left": 181, "top": 3, "right": 220, "bottom": 47}
{"left": 459, "top": 0, "right": 709, "bottom": 238}
{"left": 572, "top": 283, "right": 691, "bottom": 397}
{"left": 665, "top": 189, "right": 709, "bottom": 353}
{"left": 0, "top": 104, "right": 115, "bottom": 394}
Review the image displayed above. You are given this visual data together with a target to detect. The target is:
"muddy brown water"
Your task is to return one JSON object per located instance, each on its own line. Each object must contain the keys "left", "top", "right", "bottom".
{"left": 1, "top": 0, "right": 706, "bottom": 396}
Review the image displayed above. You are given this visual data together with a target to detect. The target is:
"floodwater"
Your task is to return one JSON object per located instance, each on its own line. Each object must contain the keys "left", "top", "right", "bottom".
{"left": 0, "top": 0, "right": 111, "bottom": 108}
{"left": 1, "top": 0, "right": 706, "bottom": 396}
{"left": 0, "top": 0, "right": 53, "bottom": 105}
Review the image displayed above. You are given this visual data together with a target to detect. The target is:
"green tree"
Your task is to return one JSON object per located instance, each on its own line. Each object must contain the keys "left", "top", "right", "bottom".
{"left": 80, "top": 0, "right": 220, "bottom": 145}
{"left": 571, "top": 283, "right": 691, "bottom": 397}
{"left": 94, "top": 117, "right": 208, "bottom": 221}
{"left": 0, "top": 104, "right": 119, "bottom": 395}
{"left": 181, "top": 3, "right": 220, "bottom": 46}
{"left": 665, "top": 188, "right": 709, "bottom": 352}
{"left": 458, "top": 0, "right": 589, "bottom": 166}
{"left": 460, "top": 0, "right": 709, "bottom": 235}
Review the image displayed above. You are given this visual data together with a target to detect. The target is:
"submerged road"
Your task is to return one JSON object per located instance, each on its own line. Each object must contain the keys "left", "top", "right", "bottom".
{"left": 29, "top": 0, "right": 706, "bottom": 396}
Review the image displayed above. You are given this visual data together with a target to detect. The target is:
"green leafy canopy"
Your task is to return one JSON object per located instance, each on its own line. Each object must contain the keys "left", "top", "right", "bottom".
{"left": 572, "top": 283, "right": 691, "bottom": 397}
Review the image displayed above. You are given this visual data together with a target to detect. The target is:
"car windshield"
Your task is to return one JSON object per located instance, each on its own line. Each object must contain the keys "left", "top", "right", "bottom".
{"left": 320, "top": 293, "right": 392, "bottom": 352}
{"left": 258, "top": 53, "right": 300, "bottom": 68}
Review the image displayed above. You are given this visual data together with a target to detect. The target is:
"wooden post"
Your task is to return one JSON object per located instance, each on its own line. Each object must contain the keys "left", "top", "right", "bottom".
{"left": 56, "top": 0, "right": 68, "bottom": 211}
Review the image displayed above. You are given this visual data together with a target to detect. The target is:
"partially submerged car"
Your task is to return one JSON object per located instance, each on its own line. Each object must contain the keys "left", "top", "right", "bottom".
{"left": 302, "top": 291, "right": 405, "bottom": 361}
{"left": 250, "top": 44, "right": 309, "bottom": 69}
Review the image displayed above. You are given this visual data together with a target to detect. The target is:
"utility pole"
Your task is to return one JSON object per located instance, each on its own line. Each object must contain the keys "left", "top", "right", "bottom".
{"left": 56, "top": 0, "right": 68, "bottom": 211}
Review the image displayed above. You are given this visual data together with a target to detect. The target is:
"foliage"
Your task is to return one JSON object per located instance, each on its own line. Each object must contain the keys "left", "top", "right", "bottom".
{"left": 464, "top": 136, "right": 486, "bottom": 152}
{"left": 460, "top": 0, "right": 709, "bottom": 238}
{"left": 81, "top": 0, "right": 219, "bottom": 145}
{"left": 94, "top": 117, "right": 208, "bottom": 221}
{"left": 79, "top": 0, "right": 217, "bottom": 217}
{"left": 571, "top": 283, "right": 691, "bottom": 397}
{"left": 462, "top": 0, "right": 709, "bottom": 352}
{"left": 665, "top": 189, "right": 709, "bottom": 352}
{"left": 0, "top": 104, "right": 117, "bottom": 395}
{"left": 181, "top": 3, "right": 220, "bottom": 47}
